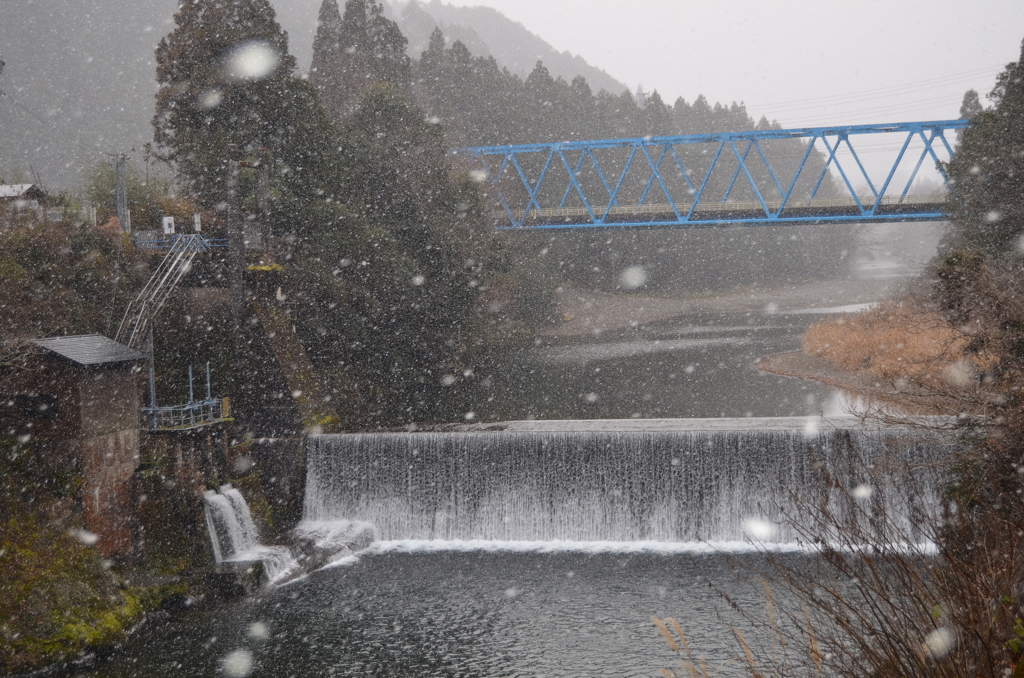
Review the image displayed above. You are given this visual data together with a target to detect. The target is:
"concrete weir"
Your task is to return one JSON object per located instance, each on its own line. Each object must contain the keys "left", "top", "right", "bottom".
{"left": 304, "top": 417, "right": 953, "bottom": 544}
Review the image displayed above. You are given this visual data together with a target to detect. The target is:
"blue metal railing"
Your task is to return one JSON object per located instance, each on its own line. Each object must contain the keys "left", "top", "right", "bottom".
{"left": 140, "top": 397, "right": 231, "bottom": 431}
{"left": 140, "top": 363, "right": 231, "bottom": 431}
{"left": 450, "top": 119, "right": 970, "bottom": 229}
{"left": 133, "top": 233, "right": 228, "bottom": 250}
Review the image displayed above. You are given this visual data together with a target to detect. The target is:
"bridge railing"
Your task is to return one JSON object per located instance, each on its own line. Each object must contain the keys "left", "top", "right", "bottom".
{"left": 452, "top": 120, "right": 968, "bottom": 229}
{"left": 140, "top": 397, "right": 231, "bottom": 431}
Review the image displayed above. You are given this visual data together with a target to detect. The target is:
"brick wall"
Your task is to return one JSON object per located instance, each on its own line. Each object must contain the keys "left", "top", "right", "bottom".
{"left": 80, "top": 428, "right": 140, "bottom": 559}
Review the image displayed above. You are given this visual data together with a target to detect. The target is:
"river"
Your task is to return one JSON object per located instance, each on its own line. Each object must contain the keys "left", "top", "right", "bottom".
{"left": 75, "top": 224, "right": 942, "bottom": 677}
{"left": 84, "top": 549, "right": 821, "bottom": 678}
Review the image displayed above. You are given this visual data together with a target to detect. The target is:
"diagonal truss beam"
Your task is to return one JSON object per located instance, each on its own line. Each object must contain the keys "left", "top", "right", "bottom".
{"left": 451, "top": 119, "right": 970, "bottom": 230}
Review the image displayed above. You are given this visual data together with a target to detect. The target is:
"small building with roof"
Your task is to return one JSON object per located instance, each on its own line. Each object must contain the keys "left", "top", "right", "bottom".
{"left": 0, "top": 183, "right": 45, "bottom": 208}
{"left": 1, "top": 334, "right": 146, "bottom": 559}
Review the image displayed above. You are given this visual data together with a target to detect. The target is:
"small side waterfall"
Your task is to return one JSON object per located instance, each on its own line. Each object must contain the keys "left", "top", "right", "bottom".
{"left": 203, "top": 485, "right": 297, "bottom": 583}
{"left": 304, "top": 422, "right": 950, "bottom": 544}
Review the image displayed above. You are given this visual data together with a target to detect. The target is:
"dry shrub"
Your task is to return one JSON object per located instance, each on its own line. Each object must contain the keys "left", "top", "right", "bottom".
{"left": 802, "top": 300, "right": 983, "bottom": 390}
{"left": 655, "top": 435, "right": 1024, "bottom": 678}
{"left": 765, "top": 448, "right": 1024, "bottom": 678}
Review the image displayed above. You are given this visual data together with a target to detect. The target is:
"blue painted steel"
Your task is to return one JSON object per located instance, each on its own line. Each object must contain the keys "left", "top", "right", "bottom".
{"left": 140, "top": 362, "right": 229, "bottom": 431}
{"left": 133, "top": 233, "right": 228, "bottom": 249}
{"left": 451, "top": 119, "right": 970, "bottom": 229}
{"left": 140, "top": 398, "right": 229, "bottom": 430}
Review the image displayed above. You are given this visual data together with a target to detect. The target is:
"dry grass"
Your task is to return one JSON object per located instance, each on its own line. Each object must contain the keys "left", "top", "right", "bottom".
{"left": 653, "top": 616, "right": 725, "bottom": 678}
{"left": 802, "top": 300, "right": 982, "bottom": 390}
{"left": 653, "top": 434, "right": 1024, "bottom": 678}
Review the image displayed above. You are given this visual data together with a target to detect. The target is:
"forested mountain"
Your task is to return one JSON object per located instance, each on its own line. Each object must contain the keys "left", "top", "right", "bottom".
{"left": 392, "top": 0, "right": 628, "bottom": 96}
{"left": 402, "top": 27, "right": 840, "bottom": 205}
{"left": 309, "top": 0, "right": 849, "bottom": 302}
{"left": 0, "top": 0, "right": 624, "bottom": 190}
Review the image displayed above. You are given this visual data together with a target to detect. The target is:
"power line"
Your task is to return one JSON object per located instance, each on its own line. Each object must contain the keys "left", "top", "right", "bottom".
{"left": 756, "top": 83, "right": 979, "bottom": 117}
{"left": 747, "top": 63, "right": 1005, "bottom": 113}
{"left": 0, "top": 87, "right": 118, "bottom": 158}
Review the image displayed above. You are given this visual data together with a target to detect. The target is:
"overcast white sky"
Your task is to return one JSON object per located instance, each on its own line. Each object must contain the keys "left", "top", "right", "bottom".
{"left": 425, "top": 0, "right": 1023, "bottom": 129}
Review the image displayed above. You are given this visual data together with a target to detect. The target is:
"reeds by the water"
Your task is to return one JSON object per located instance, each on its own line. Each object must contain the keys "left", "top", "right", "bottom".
{"left": 654, "top": 431, "right": 1024, "bottom": 678}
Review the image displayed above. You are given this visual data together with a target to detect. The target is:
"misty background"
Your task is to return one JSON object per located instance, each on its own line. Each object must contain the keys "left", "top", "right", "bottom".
{"left": 0, "top": 0, "right": 628, "bottom": 190}
{"left": 4, "top": 0, "right": 1020, "bottom": 191}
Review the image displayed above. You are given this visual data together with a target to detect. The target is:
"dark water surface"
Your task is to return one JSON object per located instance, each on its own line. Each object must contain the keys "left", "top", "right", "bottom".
{"left": 82, "top": 550, "right": 812, "bottom": 678}
{"left": 471, "top": 307, "right": 848, "bottom": 422}
{"left": 85, "top": 261, "right": 923, "bottom": 676}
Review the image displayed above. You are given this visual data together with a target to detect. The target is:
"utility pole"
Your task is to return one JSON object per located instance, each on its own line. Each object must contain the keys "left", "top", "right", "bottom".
{"left": 256, "top": 148, "right": 270, "bottom": 251}
{"left": 227, "top": 144, "right": 244, "bottom": 335}
{"left": 115, "top": 154, "right": 129, "bottom": 232}
{"left": 226, "top": 144, "right": 249, "bottom": 412}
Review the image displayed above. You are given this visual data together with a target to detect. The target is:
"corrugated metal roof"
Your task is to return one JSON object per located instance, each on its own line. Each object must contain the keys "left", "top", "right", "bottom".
{"left": 0, "top": 184, "right": 40, "bottom": 199}
{"left": 37, "top": 334, "right": 147, "bottom": 366}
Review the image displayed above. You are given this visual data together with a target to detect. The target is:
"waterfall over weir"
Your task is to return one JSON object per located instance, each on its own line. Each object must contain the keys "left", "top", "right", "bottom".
{"left": 304, "top": 419, "right": 950, "bottom": 544}
{"left": 204, "top": 485, "right": 297, "bottom": 582}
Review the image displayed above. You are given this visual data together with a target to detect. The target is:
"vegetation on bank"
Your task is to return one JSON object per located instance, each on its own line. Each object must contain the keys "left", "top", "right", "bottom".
{"left": 690, "top": 38, "right": 1024, "bottom": 678}
{"left": 0, "top": 510, "right": 186, "bottom": 675}
{"left": 799, "top": 298, "right": 998, "bottom": 416}
{"left": 3, "top": 2, "right": 1009, "bottom": 675}
{"left": 0, "top": 437, "right": 189, "bottom": 675}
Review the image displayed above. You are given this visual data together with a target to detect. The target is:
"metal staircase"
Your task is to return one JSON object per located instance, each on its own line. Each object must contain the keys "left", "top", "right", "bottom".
{"left": 115, "top": 234, "right": 211, "bottom": 349}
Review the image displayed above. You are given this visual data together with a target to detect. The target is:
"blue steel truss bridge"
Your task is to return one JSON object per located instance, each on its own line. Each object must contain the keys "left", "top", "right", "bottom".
{"left": 450, "top": 119, "right": 969, "bottom": 230}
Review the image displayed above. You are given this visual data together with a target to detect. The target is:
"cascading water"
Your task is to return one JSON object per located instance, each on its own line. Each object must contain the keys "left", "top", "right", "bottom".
{"left": 304, "top": 420, "right": 950, "bottom": 544}
{"left": 203, "top": 485, "right": 297, "bottom": 583}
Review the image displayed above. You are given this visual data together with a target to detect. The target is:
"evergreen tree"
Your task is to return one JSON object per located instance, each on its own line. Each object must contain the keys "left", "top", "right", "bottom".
{"left": 418, "top": 26, "right": 446, "bottom": 86}
{"left": 642, "top": 91, "right": 672, "bottom": 137}
{"left": 567, "top": 76, "right": 597, "bottom": 140}
{"left": 960, "top": 88, "right": 984, "bottom": 119}
{"left": 310, "top": 0, "right": 347, "bottom": 120}
{"left": 305, "top": 83, "right": 496, "bottom": 424}
{"left": 671, "top": 96, "right": 691, "bottom": 133}
{"left": 945, "top": 41, "right": 1024, "bottom": 255}
{"left": 310, "top": 0, "right": 411, "bottom": 120}
{"left": 153, "top": 0, "right": 341, "bottom": 222}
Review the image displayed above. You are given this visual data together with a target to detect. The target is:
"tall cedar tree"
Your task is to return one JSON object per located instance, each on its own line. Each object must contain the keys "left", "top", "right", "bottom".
{"left": 319, "top": 83, "right": 491, "bottom": 426}
{"left": 309, "top": 0, "right": 411, "bottom": 120}
{"left": 944, "top": 39, "right": 1024, "bottom": 255}
{"left": 154, "top": 0, "right": 342, "bottom": 225}
{"left": 309, "top": 0, "right": 346, "bottom": 119}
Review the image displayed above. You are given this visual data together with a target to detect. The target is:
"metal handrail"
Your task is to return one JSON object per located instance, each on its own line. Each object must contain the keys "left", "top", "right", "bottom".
{"left": 140, "top": 397, "right": 231, "bottom": 431}
{"left": 134, "top": 234, "right": 228, "bottom": 250}
{"left": 116, "top": 234, "right": 210, "bottom": 348}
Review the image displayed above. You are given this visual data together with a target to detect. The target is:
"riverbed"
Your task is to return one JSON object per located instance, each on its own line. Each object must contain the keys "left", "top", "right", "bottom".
{"left": 462, "top": 227, "right": 930, "bottom": 422}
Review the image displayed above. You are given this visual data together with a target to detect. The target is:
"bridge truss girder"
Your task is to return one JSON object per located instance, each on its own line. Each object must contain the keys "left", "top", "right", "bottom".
{"left": 450, "top": 119, "right": 969, "bottom": 229}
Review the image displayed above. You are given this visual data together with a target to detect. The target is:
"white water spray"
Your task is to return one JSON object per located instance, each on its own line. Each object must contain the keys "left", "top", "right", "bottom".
{"left": 203, "top": 485, "right": 297, "bottom": 584}
{"left": 303, "top": 425, "right": 947, "bottom": 544}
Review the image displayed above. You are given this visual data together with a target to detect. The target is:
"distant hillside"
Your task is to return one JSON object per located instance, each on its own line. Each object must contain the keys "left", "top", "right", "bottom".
{"left": 392, "top": 1, "right": 629, "bottom": 95}
{"left": 0, "top": 0, "right": 629, "bottom": 190}
{"left": 0, "top": 0, "right": 177, "bottom": 191}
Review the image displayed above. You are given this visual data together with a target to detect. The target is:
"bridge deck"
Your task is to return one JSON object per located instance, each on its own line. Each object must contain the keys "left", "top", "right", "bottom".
{"left": 496, "top": 194, "right": 947, "bottom": 229}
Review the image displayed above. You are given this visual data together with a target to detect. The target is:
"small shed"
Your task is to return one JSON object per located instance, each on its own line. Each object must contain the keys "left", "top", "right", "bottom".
{"left": 0, "top": 183, "right": 45, "bottom": 208}
{"left": 1, "top": 335, "right": 146, "bottom": 558}
{"left": 3, "top": 335, "right": 147, "bottom": 439}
